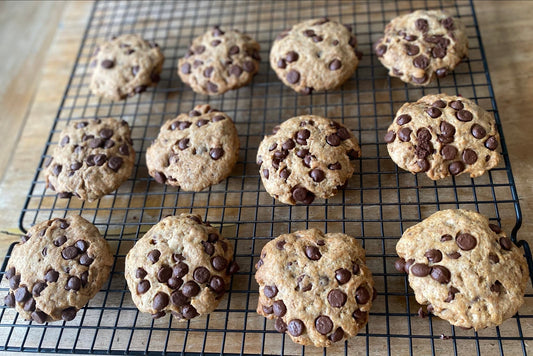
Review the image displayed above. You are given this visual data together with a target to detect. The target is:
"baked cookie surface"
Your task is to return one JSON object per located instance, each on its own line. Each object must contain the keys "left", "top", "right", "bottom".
{"left": 45, "top": 118, "right": 136, "bottom": 201}
{"left": 89, "top": 34, "right": 164, "bottom": 100}
{"left": 255, "top": 228, "right": 375, "bottom": 347}
{"left": 145, "top": 104, "right": 239, "bottom": 191}
{"left": 374, "top": 10, "right": 468, "bottom": 85}
{"left": 385, "top": 93, "right": 501, "bottom": 180}
{"left": 125, "top": 214, "right": 238, "bottom": 321}
{"left": 257, "top": 115, "right": 360, "bottom": 205}
{"left": 3, "top": 216, "right": 113, "bottom": 323}
{"left": 395, "top": 209, "right": 528, "bottom": 330}
{"left": 270, "top": 18, "right": 361, "bottom": 94}
{"left": 177, "top": 26, "right": 260, "bottom": 95}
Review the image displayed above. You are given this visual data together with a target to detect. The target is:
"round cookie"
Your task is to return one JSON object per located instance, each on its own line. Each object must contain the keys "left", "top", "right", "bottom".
{"left": 124, "top": 214, "right": 239, "bottom": 321}
{"left": 270, "top": 18, "right": 361, "bottom": 94}
{"left": 256, "top": 115, "right": 360, "bottom": 205}
{"left": 146, "top": 104, "right": 239, "bottom": 191}
{"left": 255, "top": 228, "right": 375, "bottom": 347}
{"left": 385, "top": 93, "right": 501, "bottom": 180}
{"left": 177, "top": 26, "right": 260, "bottom": 95}
{"left": 3, "top": 216, "right": 113, "bottom": 323}
{"left": 374, "top": 10, "right": 468, "bottom": 86}
{"left": 89, "top": 34, "right": 164, "bottom": 100}
{"left": 395, "top": 209, "right": 528, "bottom": 330}
{"left": 45, "top": 117, "right": 136, "bottom": 201}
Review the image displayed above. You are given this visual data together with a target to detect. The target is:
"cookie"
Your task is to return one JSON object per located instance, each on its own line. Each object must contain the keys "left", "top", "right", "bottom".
{"left": 270, "top": 18, "right": 361, "bottom": 94}
{"left": 125, "top": 214, "right": 238, "bottom": 321}
{"left": 395, "top": 209, "right": 528, "bottom": 330}
{"left": 146, "top": 104, "right": 239, "bottom": 191}
{"left": 45, "top": 118, "right": 136, "bottom": 201}
{"left": 89, "top": 34, "right": 164, "bottom": 101}
{"left": 385, "top": 93, "right": 501, "bottom": 180}
{"left": 256, "top": 115, "right": 360, "bottom": 205}
{"left": 3, "top": 216, "right": 113, "bottom": 323}
{"left": 255, "top": 228, "right": 375, "bottom": 347}
{"left": 374, "top": 10, "right": 468, "bottom": 85}
{"left": 177, "top": 26, "right": 260, "bottom": 95}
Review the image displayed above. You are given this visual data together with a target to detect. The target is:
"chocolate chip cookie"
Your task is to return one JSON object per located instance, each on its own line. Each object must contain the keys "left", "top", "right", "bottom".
{"left": 3, "top": 216, "right": 113, "bottom": 323}
{"left": 374, "top": 10, "right": 468, "bottom": 85}
{"left": 395, "top": 209, "right": 528, "bottom": 330}
{"left": 385, "top": 93, "right": 501, "bottom": 180}
{"left": 270, "top": 18, "right": 361, "bottom": 94}
{"left": 257, "top": 115, "right": 360, "bottom": 205}
{"left": 177, "top": 26, "right": 260, "bottom": 95}
{"left": 45, "top": 118, "right": 136, "bottom": 201}
{"left": 125, "top": 214, "right": 238, "bottom": 321}
{"left": 255, "top": 228, "right": 375, "bottom": 347}
{"left": 89, "top": 34, "right": 164, "bottom": 100}
{"left": 146, "top": 104, "right": 239, "bottom": 191}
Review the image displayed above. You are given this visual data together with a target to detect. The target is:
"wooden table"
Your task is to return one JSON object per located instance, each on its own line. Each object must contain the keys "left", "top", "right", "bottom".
{"left": 0, "top": 1, "right": 531, "bottom": 354}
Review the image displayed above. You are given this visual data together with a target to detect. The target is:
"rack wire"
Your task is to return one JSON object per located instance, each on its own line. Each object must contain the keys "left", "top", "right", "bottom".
{"left": 0, "top": 0, "right": 531, "bottom": 355}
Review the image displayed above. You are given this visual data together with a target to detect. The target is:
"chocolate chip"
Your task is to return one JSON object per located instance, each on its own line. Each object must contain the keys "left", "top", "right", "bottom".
{"left": 272, "top": 300, "right": 287, "bottom": 317}
{"left": 375, "top": 44, "right": 387, "bottom": 57}
{"left": 286, "top": 70, "right": 300, "bottom": 84}
{"left": 430, "top": 265, "right": 451, "bottom": 284}
{"left": 394, "top": 258, "right": 406, "bottom": 272}
{"left": 353, "top": 309, "right": 368, "bottom": 323}
{"left": 396, "top": 114, "right": 412, "bottom": 125}
{"left": 355, "top": 286, "right": 370, "bottom": 304}
{"left": 456, "top": 233, "right": 477, "bottom": 251}
{"left": 424, "top": 249, "right": 443, "bottom": 263}
{"left": 448, "top": 161, "right": 465, "bottom": 175}
{"left": 66, "top": 276, "right": 81, "bottom": 291}
{"left": 171, "top": 291, "right": 188, "bottom": 308}
{"left": 286, "top": 51, "right": 299, "bottom": 63}
{"left": 456, "top": 110, "right": 473, "bottom": 122}
{"left": 243, "top": 61, "right": 255, "bottom": 72}
{"left": 209, "top": 147, "right": 224, "bottom": 160}
{"left": 62, "top": 246, "right": 79, "bottom": 260}
{"left": 191, "top": 266, "right": 210, "bottom": 284}
{"left": 441, "top": 145, "right": 457, "bottom": 161}
{"left": 278, "top": 168, "right": 290, "bottom": 180}
{"left": 4, "top": 293, "right": 15, "bottom": 307}
{"left": 291, "top": 186, "right": 314, "bottom": 204}
{"left": 426, "top": 107, "right": 442, "bottom": 118}
{"left": 328, "top": 289, "right": 347, "bottom": 307}
{"left": 209, "top": 276, "right": 225, "bottom": 293}
{"left": 288, "top": 319, "right": 305, "bottom": 337}
{"left": 436, "top": 67, "right": 448, "bottom": 78}
{"left": 182, "top": 281, "right": 200, "bottom": 297}
{"left": 413, "top": 55, "right": 430, "bottom": 69}
{"left": 203, "top": 66, "right": 214, "bottom": 78}
{"left": 447, "top": 252, "right": 461, "bottom": 259}
{"left": 500, "top": 237, "right": 512, "bottom": 251}
{"left": 441, "top": 234, "right": 453, "bottom": 242}
{"left": 309, "top": 168, "right": 325, "bottom": 182}
{"left": 134, "top": 268, "right": 147, "bottom": 280}
{"left": 384, "top": 130, "right": 396, "bottom": 143}
{"left": 177, "top": 138, "right": 189, "bottom": 151}
{"left": 45, "top": 269, "right": 59, "bottom": 283}
{"left": 489, "top": 253, "right": 500, "bottom": 264}
{"left": 441, "top": 17, "right": 454, "bottom": 30}
{"left": 275, "top": 317, "right": 287, "bottom": 333}
{"left": 181, "top": 62, "right": 191, "bottom": 74}
{"left": 415, "top": 18, "right": 429, "bottom": 32}
{"left": 210, "top": 256, "right": 227, "bottom": 271}
{"left": 449, "top": 100, "right": 464, "bottom": 110}
{"left": 304, "top": 246, "right": 321, "bottom": 261}
{"left": 108, "top": 156, "right": 123, "bottom": 172}
{"left": 411, "top": 263, "right": 431, "bottom": 277}
{"left": 14, "top": 286, "right": 30, "bottom": 303}
{"left": 181, "top": 304, "right": 199, "bottom": 319}
{"left": 398, "top": 127, "right": 412, "bottom": 142}
{"left": 326, "top": 133, "right": 341, "bottom": 146}
{"left": 152, "top": 291, "right": 169, "bottom": 311}
{"left": 462, "top": 149, "right": 478, "bottom": 164}
{"left": 485, "top": 136, "right": 498, "bottom": 151}
{"left": 32, "top": 310, "right": 48, "bottom": 324}
{"left": 172, "top": 263, "right": 188, "bottom": 280}
{"left": 440, "top": 121, "right": 456, "bottom": 137}
{"left": 281, "top": 139, "right": 296, "bottom": 151}
{"left": 229, "top": 64, "right": 243, "bottom": 76}
{"left": 101, "top": 59, "right": 114, "bottom": 69}
{"left": 277, "top": 59, "right": 286, "bottom": 69}
{"left": 147, "top": 249, "right": 161, "bottom": 264}
{"left": 315, "top": 315, "right": 333, "bottom": 335}
{"left": 444, "top": 286, "right": 460, "bottom": 302}
{"left": 411, "top": 74, "right": 428, "bottom": 84}
{"left": 154, "top": 171, "right": 166, "bottom": 184}
{"left": 155, "top": 266, "right": 172, "bottom": 284}
{"left": 207, "top": 81, "right": 218, "bottom": 93}
{"left": 489, "top": 224, "right": 502, "bottom": 233}
{"left": 329, "top": 59, "right": 341, "bottom": 71}
{"left": 432, "top": 46, "right": 446, "bottom": 58}
{"left": 405, "top": 44, "right": 419, "bottom": 56}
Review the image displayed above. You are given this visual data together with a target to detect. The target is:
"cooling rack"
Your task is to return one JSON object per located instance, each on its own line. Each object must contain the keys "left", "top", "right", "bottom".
{"left": 1, "top": 0, "right": 531, "bottom": 355}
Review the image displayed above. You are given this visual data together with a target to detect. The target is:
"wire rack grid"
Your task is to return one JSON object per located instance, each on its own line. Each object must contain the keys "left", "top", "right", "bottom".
{"left": 0, "top": 0, "right": 531, "bottom": 355}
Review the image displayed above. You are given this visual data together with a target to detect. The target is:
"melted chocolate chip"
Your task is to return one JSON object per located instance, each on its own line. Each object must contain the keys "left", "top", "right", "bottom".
{"left": 147, "top": 249, "right": 161, "bottom": 264}
{"left": 182, "top": 281, "right": 200, "bottom": 297}
{"left": 426, "top": 107, "right": 442, "bottom": 118}
{"left": 411, "top": 263, "right": 431, "bottom": 277}
{"left": 456, "top": 233, "right": 477, "bottom": 250}
{"left": 288, "top": 319, "right": 305, "bottom": 336}
{"left": 286, "top": 70, "right": 300, "bottom": 84}
{"left": 305, "top": 246, "right": 321, "bottom": 260}
{"left": 384, "top": 130, "right": 396, "bottom": 143}
{"left": 328, "top": 289, "right": 347, "bottom": 307}
{"left": 355, "top": 286, "right": 370, "bottom": 304}
{"left": 210, "top": 147, "right": 224, "bottom": 160}
{"left": 462, "top": 149, "right": 478, "bottom": 164}
{"left": 152, "top": 292, "right": 169, "bottom": 311}
{"left": 430, "top": 265, "right": 451, "bottom": 284}
{"left": 485, "top": 136, "right": 499, "bottom": 151}
{"left": 500, "top": 237, "right": 512, "bottom": 250}
{"left": 397, "top": 114, "right": 412, "bottom": 125}
{"left": 448, "top": 161, "right": 465, "bottom": 175}
{"left": 273, "top": 300, "right": 287, "bottom": 317}
{"left": 398, "top": 127, "right": 412, "bottom": 142}
{"left": 315, "top": 315, "right": 333, "bottom": 335}
{"left": 425, "top": 249, "right": 443, "bottom": 263}
{"left": 471, "top": 124, "right": 487, "bottom": 139}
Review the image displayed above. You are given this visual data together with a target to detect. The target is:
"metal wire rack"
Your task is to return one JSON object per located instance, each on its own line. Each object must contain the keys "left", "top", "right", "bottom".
{"left": 0, "top": 0, "right": 531, "bottom": 354}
